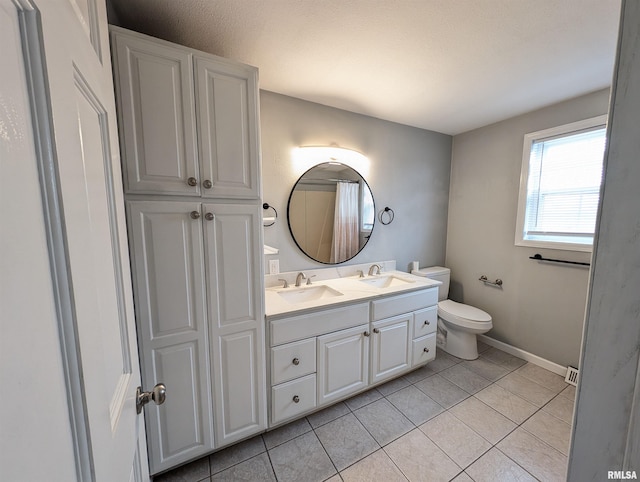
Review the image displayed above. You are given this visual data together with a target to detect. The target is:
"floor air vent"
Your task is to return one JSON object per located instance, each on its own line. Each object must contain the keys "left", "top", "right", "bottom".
{"left": 565, "top": 366, "right": 579, "bottom": 386}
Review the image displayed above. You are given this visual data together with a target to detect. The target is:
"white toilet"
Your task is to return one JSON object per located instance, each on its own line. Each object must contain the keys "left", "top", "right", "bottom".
{"left": 413, "top": 266, "right": 492, "bottom": 360}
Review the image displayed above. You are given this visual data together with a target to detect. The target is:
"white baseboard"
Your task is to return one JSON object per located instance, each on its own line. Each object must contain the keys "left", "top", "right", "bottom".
{"left": 478, "top": 335, "right": 567, "bottom": 376}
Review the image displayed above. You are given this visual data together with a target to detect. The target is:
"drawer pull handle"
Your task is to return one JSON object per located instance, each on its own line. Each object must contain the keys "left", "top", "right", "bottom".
{"left": 187, "top": 177, "right": 198, "bottom": 187}
{"left": 363, "top": 331, "right": 370, "bottom": 337}
{"left": 292, "top": 358, "right": 300, "bottom": 366}
{"left": 293, "top": 395, "right": 300, "bottom": 403}
{"left": 373, "top": 328, "right": 380, "bottom": 334}
{"left": 423, "top": 347, "right": 430, "bottom": 353}
{"left": 423, "top": 320, "right": 430, "bottom": 326}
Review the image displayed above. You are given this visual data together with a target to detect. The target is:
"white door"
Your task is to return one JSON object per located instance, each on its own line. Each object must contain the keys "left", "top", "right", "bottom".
{"left": 317, "top": 325, "right": 370, "bottom": 406}
{"left": 9, "top": 1, "right": 150, "bottom": 480}
{"left": 371, "top": 315, "right": 411, "bottom": 384}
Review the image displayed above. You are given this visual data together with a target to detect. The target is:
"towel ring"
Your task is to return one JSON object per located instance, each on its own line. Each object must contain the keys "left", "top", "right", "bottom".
{"left": 378, "top": 206, "right": 394, "bottom": 225}
{"left": 262, "top": 203, "right": 277, "bottom": 227}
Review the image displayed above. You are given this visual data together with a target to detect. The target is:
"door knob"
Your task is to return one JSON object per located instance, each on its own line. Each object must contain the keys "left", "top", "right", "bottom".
{"left": 203, "top": 179, "right": 213, "bottom": 189}
{"left": 204, "top": 212, "right": 214, "bottom": 221}
{"left": 187, "top": 177, "right": 198, "bottom": 187}
{"left": 190, "top": 211, "right": 200, "bottom": 219}
{"left": 136, "top": 383, "right": 166, "bottom": 414}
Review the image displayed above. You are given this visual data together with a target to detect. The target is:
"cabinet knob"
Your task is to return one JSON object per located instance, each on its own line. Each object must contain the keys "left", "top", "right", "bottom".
{"left": 293, "top": 395, "right": 300, "bottom": 403}
{"left": 190, "top": 211, "right": 201, "bottom": 219}
{"left": 205, "top": 212, "right": 214, "bottom": 221}
{"left": 363, "top": 331, "right": 370, "bottom": 337}
{"left": 187, "top": 177, "right": 198, "bottom": 187}
{"left": 373, "top": 328, "right": 380, "bottom": 334}
{"left": 292, "top": 357, "right": 300, "bottom": 366}
{"left": 203, "top": 179, "right": 213, "bottom": 189}
{"left": 423, "top": 320, "right": 430, "bottom": 326}
{"left": 423, "top": 347, "right": 430, "bottom": 353}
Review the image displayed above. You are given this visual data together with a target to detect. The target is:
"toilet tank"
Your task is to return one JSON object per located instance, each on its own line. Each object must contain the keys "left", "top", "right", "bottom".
{"left": 414, "top": 266, "right": 450, "bottom": 301}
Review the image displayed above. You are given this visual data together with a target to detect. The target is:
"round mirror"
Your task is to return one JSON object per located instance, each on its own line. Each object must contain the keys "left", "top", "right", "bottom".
{"left": 287, "top": 162, "right": 375, "bottom": 264}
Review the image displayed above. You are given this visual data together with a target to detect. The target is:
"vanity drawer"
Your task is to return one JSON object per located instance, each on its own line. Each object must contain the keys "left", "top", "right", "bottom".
{"left": 270, "top": 302, "right": 369, "bottom": 346}
{"left": 413, "top": 306, "right": 438, "bottom": 338}
{"left": 271, "top": 374, "right": 317, "bottom": 425}
{"left": 411, "top": 333, "right": 436, "bottom": 367}
{"left": 271, "top": 338, "right": 316, "bottom": 385}
{"left": 371, "top": 288, "right": 438, "bottom": 321}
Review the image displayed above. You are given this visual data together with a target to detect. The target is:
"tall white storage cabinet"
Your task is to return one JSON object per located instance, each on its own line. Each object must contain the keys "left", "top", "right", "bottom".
{"left": 111, "top": 27, "right": 266, "bottom": 475}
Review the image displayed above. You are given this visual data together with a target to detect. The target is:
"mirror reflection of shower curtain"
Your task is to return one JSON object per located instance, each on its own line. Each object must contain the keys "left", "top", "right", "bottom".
{"left": 330, "top": 181, "right": 360, "bottom": 263}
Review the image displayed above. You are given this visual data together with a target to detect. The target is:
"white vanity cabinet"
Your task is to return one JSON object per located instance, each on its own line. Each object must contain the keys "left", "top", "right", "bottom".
{"left": 128, "top": 200, "right": 266, "bottom": 472}
{"left": 111, "top": 27, "right": 260, "bottom": 199}
{"left": 265, "top": 286, "right": 439, "bottom": 428}
{"left": 370, "top": 289, "right": 438, "bottom": 370}
{"left": 370, "top": 314, "right": 411, "bottom": 384}
{"left": 317, "top": 324, "right": 370, "bottom": 405}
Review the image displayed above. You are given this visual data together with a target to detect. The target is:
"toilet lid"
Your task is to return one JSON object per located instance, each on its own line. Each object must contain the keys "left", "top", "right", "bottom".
{"left": 438, "top": 299, "right": 492, "bottom": 322}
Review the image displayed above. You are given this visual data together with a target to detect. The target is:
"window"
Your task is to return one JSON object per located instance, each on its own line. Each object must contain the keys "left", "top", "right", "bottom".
{"left": 515, "top": 115, "right": 607, "bottom": 251}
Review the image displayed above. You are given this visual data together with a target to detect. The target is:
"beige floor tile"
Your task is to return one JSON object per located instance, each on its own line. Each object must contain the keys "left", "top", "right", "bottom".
{"left": 461, "top": 357, "right": 510, "bottom": 381}
{"left": 495, "top": 372, "right": 557, "bottom": 407}
{"left": 340, "top": 449, "right": 408, "bottom": 482}
{"left": 211, "top": 452, "right": 275, "bottom": 481}
{"left": 425, "top": 350, "right": 461, "bottom": 373}
{"left": 515, "top": 363, "right": 568, "bottom": 393}
{"left": 449, "top": 397, "right": 516, "bottom": 444}
{"left": 479, "top": 348, "right": 526, "bottom": 371}
{"left": 414, "top": 374, "right": 470, "bottom": 409}
{"left": 315, "top": 413, "right": 378, "bottom": 471}
{"left": 419, "top": 411, "right": 491, "bottom": 468}
{"left": 210, "top": 435, "right": 266, "bottom": 474}
{"left": 344, "top": 388, "right": 383, "bottom": 410}
{"left": 269, "top": 431, "right": 336, "bottom": 482}
{"left": 387, "top": 385, "right": 444, "bottom": 425}
{"left": 307, "top": 402, "right": 350, "bottom": 428}
{"left": 353, "top": 398, "right": 413, "bottom": 446}
{"left": 403, "top": 363, "right": 437, "bottom": 384}
{"left": 154, "top": 457, "right": 210, "bottom": 481}
{"left": 439, "top": 364, "right": 492, "bottom": 394}
{"left": 475, "top": 384, "right": 538, "bottom": 424}
{"left": 522, "top": 410, "right": 572, "bottom": 455}
{"left": 450, "top": 472, "right": 474, "bottom": 482}
{"left": 263, "top": 417, "right": 312, "bottom": 449}
{"left": 324, "top": 476, "right": 343, "bottom": 482}
{"left": 560, "top": 384, "right": 577, "bottom": 400}
{"left": 498, "top": 428, "right": 568, "bottom": 482}
{"left": 543, "top": 394, "right": 575, "bottom": 424}
{"left": 385, "top": 429, "right": 461, "bottom": 482}
{"left": 465, "top": 448, "right": 536, "bottom": 482}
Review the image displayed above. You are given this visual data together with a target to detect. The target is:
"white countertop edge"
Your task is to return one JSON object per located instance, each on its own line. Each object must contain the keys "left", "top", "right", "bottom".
{"left": 265, "top": 270, "right": 441, "bottom": 319}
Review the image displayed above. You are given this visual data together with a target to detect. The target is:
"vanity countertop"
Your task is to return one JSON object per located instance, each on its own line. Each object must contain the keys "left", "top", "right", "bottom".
{"left": 265, "top": 270, "right": 441, "bottom": 319}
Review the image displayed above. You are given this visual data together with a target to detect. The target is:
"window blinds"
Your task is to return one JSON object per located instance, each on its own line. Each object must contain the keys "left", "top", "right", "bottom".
{"left": 524, "top": 126, "right": 606, "bottom": 244}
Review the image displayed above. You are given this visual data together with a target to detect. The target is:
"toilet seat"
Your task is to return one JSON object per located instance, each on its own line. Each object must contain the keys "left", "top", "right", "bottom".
{"left": 438, "top": 299, "right": 492, "bottom": 330}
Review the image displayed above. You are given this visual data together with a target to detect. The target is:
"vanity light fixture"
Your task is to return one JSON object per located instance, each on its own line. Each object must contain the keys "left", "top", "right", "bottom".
{"left": 291, "top": 146, "right": 370, "bottom": 176}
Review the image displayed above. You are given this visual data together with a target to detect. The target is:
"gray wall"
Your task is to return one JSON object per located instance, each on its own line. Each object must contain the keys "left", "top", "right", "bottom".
{"left": 260, "top": 91, "right": 452, "bottom": 274}
{"left": 446, "top": 88, "right": 610, "bottom": 368}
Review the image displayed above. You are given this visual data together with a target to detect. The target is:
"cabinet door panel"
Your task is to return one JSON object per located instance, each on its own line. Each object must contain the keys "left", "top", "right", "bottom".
{"left": 203, "top": 203, "right": 263, "bottom": 329}
{"left": 112, "top": 32, "right": 199, "bottom": 195}
{"left": 212, "top": 328, "right": 265, "bottom": 446}
{"left": 195, "top": 57, "right": 260, "bottom": 199}
{"left": 371, "top": 315, "right": 411, "bottom": 384}
{"left": 317, "top": 324, "right": 369, "bottom": 406}
{"left": 127, "top": 201, "right": 213, "bottom": 472}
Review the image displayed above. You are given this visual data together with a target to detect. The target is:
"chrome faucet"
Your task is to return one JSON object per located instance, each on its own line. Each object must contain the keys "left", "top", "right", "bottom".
{"left": 368, "top": 264, "right": 381, "bottom": 276}
{"left": 295, "top": 272, "right": 307, "bottom": 287}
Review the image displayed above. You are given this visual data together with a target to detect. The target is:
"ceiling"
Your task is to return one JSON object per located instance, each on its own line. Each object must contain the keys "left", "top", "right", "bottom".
{"left": 107, "top": 0, "right": 621, "bottom": 135}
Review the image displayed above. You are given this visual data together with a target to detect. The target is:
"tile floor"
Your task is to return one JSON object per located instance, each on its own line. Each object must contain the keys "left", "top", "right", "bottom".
{"left": 154, "top": 342, "right": 575, "bottom": 482}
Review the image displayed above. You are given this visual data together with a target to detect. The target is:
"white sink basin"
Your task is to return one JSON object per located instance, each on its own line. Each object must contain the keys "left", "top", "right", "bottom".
{"left": 360, "top": 275, "right": 414, "bottom": 288}
{"left": 277, "top": 285, "right": 344, "bottom": 303}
